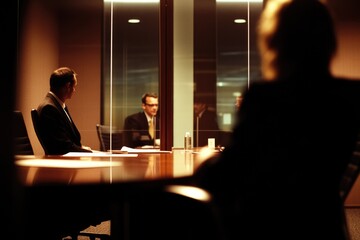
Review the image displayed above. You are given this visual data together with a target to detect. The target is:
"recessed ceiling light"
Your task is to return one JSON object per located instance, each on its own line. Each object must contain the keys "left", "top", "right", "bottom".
{"left": 128, "top": 19, "right": 140, "bottom": 23}
{"left": 234, "top": 19, "right": 246, "bottom": 24}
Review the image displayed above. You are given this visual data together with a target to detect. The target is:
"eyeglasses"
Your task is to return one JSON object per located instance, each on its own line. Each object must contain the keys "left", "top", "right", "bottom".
{"left": 145, "top": 103, "right": 158, "bottom": 107}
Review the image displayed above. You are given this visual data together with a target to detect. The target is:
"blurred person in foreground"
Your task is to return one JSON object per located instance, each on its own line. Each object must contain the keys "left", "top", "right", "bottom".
{"left": 194, "top": 0, "right": 360, "bottom": 239}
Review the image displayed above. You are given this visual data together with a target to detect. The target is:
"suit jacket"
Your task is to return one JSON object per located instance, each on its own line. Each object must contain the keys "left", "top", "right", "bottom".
{"left": 194, "top": 75, "right": 360, "bottom": 239}
{"left": 37, "top": 92, "right": 91, "bottom": 155}
{"left": 123, "top": 111, "right": 160, "bottom": 148}
{"left": 194, "top": 108, "right": 220, "bottom": 147}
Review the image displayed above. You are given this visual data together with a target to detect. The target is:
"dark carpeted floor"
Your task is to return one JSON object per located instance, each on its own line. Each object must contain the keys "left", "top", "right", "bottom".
{"left": 64, "top": 207, "right": 360, "bottom": 240}
{"left": 346, "top": 207, "right": 360, "bottom": 240}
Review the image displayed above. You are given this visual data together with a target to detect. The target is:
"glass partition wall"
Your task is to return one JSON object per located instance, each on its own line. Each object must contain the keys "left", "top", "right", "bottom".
{"left": 216, "top": 1, "right": 263, "bottom": 132}
{"left": 102, "top": 0, "right": 160, "bottom": 149}
{"left": 102, "top": 0, "right": 263, "bottom": 150}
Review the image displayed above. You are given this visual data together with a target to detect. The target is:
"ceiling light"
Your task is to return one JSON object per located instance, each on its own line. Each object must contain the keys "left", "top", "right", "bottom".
{"left": 234, "top": 19, "right": 247, "bottom": 24}
{"left": 128, "top": 19, "right": 140, "bottom": 23}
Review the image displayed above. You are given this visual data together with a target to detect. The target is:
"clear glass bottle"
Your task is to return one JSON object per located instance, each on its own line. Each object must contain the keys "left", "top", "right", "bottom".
{"left": 184, "top": 132, "right": 191, "bottom": 150}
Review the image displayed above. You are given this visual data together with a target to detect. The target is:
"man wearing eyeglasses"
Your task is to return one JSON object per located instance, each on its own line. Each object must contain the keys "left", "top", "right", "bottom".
{"left": 123, "top": 92, "right": 160, "bottom": 148}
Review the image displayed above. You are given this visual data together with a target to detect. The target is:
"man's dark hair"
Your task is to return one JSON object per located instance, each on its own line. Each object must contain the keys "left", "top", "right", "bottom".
{"left": 141, "top": 92, "right": 158, "bottom": 104}
{"left": 50, "top": 67, "right": 77, "bottom": 92}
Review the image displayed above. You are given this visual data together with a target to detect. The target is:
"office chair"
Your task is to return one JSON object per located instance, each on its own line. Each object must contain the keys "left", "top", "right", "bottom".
{"left": 31, "top": 109, "right": 49, "bottom": 155}
{"left": 13, "top": 110, "right": 34, "bottom": 155}
{"left": 96, "top": 124, "right": 123, "bottom": 151}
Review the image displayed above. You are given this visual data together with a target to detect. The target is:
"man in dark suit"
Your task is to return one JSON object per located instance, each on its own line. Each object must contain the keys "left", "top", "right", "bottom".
{"left": 37, "top": 67, "right": 92, "bottom": 155}
{"left": 123, "top": 93, "right": 160, "bottom": 148}
{"left": 193, "top": 97, "right": 220, "bottom": 147}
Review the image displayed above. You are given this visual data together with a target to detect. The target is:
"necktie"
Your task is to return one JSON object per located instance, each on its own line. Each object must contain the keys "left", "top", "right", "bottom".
{"left": 64, "top": 107, "right": 72, "bottom": 122}
{"left": 149, "top": 118, "right": 154, "bottom": 139}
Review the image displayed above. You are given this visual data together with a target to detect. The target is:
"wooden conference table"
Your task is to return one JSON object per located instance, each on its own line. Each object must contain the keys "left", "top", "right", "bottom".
{"left": 15, "top": 147, "right": 218, "bottom": 186}
{"left": 14, "top": 147, "right": 219, "bottom": 240}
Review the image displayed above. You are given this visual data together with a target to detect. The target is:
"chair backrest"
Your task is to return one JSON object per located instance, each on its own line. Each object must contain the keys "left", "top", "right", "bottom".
{"left": 13, "top": 110, "right": 34, "bottom": 155}
{"left": 96, "top": 124, "right": 123, "bottom": 151}
{"left": 340, "top": 138, "right": 360, "bottom": 202}
{"left": 31, "top": 109, "right": 48, "bottom": 155}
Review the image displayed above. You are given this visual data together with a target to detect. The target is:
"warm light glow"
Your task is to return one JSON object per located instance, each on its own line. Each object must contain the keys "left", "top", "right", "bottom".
{"left": 217, "top": 0, "right": 262, "bottom": 2}
{"left": 16, "top": 159, "right": 122, "bottom": 168}
{"left": 104, "top": 0, "right": 159, "bottom": 3}
{"left": 128, "top": 19, "right": 140, "bottom": 23}
{"left": 166, "top": 185, "right": 212, "bottom": 202}
{"left": 234, "top": 19, "right": 247, "bottom": 24}
{"left": 198, "top": 146, "right": 218, "bottom": 161}
{"left": 233, "top": 91, "right": 242, "bottom": 97}
{"left": 104, "top": 0, "right": 263, "bottom": 2}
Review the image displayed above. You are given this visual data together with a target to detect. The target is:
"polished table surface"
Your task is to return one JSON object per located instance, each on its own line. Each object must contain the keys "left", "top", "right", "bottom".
{"left": 15, "top": 148, "right": 219, "bottom": 186}
{"left": 14, "top": 148, "right": 220, "bottom": 239}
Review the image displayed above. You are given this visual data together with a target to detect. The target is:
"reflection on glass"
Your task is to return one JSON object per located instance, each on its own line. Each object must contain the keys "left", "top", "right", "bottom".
{"left": 191, "top": 0, "right": 262, "bottom": 148}
{"left": 215, "top": 1, "right": 262, "bottom": 132}
{"left": 102, "top": 0, "right": 263, "bottom": 149}
{"left": 102, "top": 1, "right": 160, "bottom": 134}
{"left": 173, "top": 149, "right": 194, "bottom": 177}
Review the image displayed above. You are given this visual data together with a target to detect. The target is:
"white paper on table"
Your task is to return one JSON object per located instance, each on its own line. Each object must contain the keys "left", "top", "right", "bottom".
{"left": 120, "top": 146, "right": 171, "bottom": 154}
